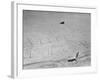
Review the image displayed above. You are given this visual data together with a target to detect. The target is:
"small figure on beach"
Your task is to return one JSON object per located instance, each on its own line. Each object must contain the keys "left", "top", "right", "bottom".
{"left": 67, "top": 52, "right": 79, "bottom": 62}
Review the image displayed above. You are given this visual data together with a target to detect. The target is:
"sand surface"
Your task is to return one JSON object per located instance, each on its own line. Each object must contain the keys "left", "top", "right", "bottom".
{"left": 23, "top": 10, "right": 91, "bottom": 69}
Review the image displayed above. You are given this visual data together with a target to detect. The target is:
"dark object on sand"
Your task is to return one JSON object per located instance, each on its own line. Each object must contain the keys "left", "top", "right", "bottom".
{"left": 60, "top": 21, "right": 64, "bottom": 24}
